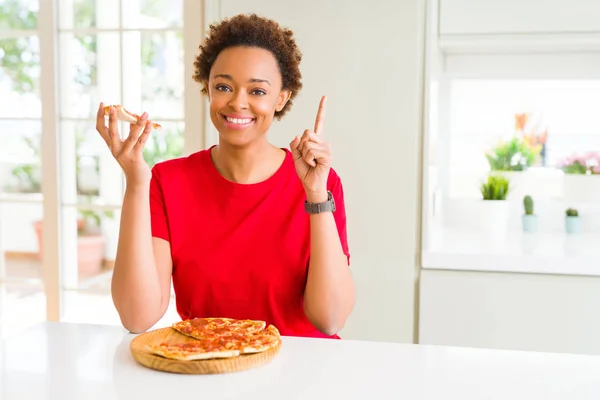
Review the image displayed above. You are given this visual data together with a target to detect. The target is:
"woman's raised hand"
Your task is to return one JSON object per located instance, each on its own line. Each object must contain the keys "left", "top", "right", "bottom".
{"left": 96, "top": 102, "right": 154, "bottom": 186}
{"left": 290, "top": 95, "right": 332, "bottom": 202}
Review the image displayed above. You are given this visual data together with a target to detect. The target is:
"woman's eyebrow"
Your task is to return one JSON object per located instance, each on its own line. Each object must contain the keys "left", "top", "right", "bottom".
{"left": 248, "top": 78, "right": 271, "bottom": 86}
{"left": 214, "top": 74, "right": 271, "bottom": 86}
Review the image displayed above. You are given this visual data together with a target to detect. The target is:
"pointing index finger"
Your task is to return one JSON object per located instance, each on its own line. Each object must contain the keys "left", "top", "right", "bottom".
{"left": 314, "top": 95, "right": 327, "bottom": 134}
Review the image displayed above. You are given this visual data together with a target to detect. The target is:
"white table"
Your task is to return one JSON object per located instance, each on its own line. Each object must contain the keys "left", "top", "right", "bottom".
{"left": 1, "top": 322, "right": 600, "bottom": 399}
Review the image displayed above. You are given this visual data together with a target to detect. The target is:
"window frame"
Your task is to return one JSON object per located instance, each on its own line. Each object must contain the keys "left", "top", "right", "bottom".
{"left": 0, "top": 0, "right": 209, "bottom": 321}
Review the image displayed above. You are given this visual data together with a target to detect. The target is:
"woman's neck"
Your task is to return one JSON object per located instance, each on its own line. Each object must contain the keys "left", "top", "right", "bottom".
{"left": 211, "top": 140, "right": 285, "bottom": 184}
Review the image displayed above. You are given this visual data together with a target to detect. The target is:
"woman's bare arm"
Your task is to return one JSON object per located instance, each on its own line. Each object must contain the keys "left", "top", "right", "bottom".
{"left": 303, "top": 191, "right": 355, "bottom": 336}
{"left": 110, "top": 182, "right": 173, "bottom": 334}
{"left": 96, "top": 103, "right": 173, "bottom": 333}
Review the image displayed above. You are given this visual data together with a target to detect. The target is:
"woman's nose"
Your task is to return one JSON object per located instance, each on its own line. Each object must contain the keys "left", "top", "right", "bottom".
{"left": 228, "top": 90, "right": 248, "bottom": 111}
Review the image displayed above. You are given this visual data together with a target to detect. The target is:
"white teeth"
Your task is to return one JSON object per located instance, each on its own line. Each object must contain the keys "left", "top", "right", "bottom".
{"left": 226, "top": 117, "right": 253, "bottom": 125}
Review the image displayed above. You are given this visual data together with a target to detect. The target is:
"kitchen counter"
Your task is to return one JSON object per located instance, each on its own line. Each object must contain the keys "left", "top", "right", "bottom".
{"left": 1, "top": 322, "right": 599, "bottom": 399}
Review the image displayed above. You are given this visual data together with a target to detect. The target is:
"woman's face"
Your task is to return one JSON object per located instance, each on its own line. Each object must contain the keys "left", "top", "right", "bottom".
{"left": 206, "top": 46, "right": 291, "bottom": 147}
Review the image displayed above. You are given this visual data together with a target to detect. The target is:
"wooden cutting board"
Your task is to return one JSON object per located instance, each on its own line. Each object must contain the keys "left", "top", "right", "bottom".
{"left": 130, "top": 327, "right": 282, "bottom": 374}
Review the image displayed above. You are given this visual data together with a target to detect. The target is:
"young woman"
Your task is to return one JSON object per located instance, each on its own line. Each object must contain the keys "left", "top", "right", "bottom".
{"left": 95, "top": 14, "right": 355, "bottom": 339}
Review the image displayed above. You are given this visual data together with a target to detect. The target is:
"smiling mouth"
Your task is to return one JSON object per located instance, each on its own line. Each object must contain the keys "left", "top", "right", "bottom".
{"left": 221, "top": 115, "right": 255, "bottom": 125}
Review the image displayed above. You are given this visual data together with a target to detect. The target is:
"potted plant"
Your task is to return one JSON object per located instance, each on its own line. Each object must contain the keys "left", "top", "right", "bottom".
{"left": 558, "top": 152, "right": 600, "bottom": 202}
{"left": 77, "top": 209, "right": 114, "bottom": 275}
{"left": 565, "top": 208, "right": 581, "bottom": 234}
{"left": 482, "top": 113, "right": 545, "bottom": 200}
{"left": 477, "top": 174, "right": 511, "bottom": 235}
{"left": 34, "top": 208, "right": 113, "bottom": 276}
{"left": 485, "top": 136, "right": 539, "bottom": 173}
{"left": 480, "top": 174, "right": 510, "bottom": 200}
{"left": 522, "top": 195, "right": 537, "bottom": 233}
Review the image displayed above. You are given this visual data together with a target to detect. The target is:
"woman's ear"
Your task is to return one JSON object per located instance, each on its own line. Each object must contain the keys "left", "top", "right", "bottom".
{"left": 275, "top": 89, "right": 292, "bottom": 112}
{"left": 204, "top": 82, "right": 210, "bottom": 100}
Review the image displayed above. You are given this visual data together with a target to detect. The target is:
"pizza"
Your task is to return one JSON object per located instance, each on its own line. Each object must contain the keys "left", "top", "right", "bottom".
{"left": 171, "top": 317, "right": 266, "bottom": 340}
{"left": 145, "top": 318, "right": 282, "bottom": 361}
{"left": 103, "top": 104, "right": 162, "bottom": 130}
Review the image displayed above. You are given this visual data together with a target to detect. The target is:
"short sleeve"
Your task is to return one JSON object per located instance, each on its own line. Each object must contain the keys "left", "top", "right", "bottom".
{"left": 328, "top": 169, "right": 351, "bottom": 265}
{"left": 149, "top": 164, "right": 170, "bottom": 242}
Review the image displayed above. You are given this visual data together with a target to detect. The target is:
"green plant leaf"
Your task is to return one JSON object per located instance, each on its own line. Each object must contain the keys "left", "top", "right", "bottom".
{"left": 480, "top": 174, "right": 510, "bottom": 200}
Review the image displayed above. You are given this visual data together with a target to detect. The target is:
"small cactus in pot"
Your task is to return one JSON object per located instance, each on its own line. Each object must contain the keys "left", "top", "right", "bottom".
{"left": 522, "top": 195, "right": 537, "bottom": 233}
{"left": 566, "top": 208, "right": 578, "bottom": 217}
{"left": 565, "top": 207, "right": 581, "bottom": 234}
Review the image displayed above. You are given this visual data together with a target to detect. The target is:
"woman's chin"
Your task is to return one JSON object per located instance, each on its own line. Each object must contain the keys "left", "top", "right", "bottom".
{"left": 218, "top": 132, "right": 259, "bottom": 147}
{"left": 217, "top": 125, "right": 269, "bottom": 147}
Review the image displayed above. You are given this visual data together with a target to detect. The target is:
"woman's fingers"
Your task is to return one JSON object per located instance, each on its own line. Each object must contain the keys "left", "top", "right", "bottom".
{"left": 95, "top": 102, "right": 110, "bottom": 145}
{"left": 300, "top": 140, "right": 331, "bottom": 167}
{"left": 313, "top": 95, "right": 327, "bottom": 135}
{"left": 107, "top": 106, "right": 122, "bottom": 152}
{"left": 296, "top": 128, "right": 330, "bottom": 167}
{"left": 294, "top": 129, "right": 329, "bottom": 167}
{"left": 122, "top": 112, "right": 148, "bottom": 154}
{"left": 133, "top": 120, "right": 153, "bottom": 154}
{"left": 297, "top": 129, "right": 324, "bottom": 153}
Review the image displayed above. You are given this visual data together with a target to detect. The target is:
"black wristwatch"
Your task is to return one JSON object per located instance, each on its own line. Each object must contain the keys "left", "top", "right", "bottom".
{"left": 304, "top": 191, "right": 336, "bottom": 214}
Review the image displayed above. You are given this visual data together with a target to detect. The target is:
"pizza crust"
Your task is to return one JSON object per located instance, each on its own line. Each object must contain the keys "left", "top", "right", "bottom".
{"left": 146, "top": 344, "right": 240, "bottom": 361}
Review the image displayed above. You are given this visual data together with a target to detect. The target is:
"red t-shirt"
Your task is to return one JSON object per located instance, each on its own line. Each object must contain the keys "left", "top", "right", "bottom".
{"left": 149, "top": 146, "right": 350, "bottom": 339}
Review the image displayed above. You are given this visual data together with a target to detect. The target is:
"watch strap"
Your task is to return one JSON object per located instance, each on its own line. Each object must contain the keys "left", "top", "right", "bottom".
{"left": 304, "top": 191, "right": 336, "bottom": 214}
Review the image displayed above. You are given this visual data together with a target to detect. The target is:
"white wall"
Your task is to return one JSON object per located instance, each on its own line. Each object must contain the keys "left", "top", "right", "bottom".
{"left": 419, "top": 269, "right": 600, "bottom": 355}
{"left": 439, "top": 0, "right": 600, "bottom": 35}
{"left": 215, "top": 0, "right": 426, "bottom": 342}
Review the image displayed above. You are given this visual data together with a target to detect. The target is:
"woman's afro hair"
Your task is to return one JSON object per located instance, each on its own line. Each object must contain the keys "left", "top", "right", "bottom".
{"left": 193, "top": 14, "right": 303, "bottom": 119}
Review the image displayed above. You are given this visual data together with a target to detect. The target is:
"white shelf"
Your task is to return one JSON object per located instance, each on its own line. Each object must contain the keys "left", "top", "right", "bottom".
{"left": 422, "top": 225, "right": 600, "bottom": 277}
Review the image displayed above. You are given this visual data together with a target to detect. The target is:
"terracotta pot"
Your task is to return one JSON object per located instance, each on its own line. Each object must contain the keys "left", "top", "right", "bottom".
{"left": 33, "top": 220, "right": 105, "bottom": 275}
{"left": 33, "top": 220, "right": 43, "bottom": 260}
{"left": 77, "top": 234, "right": 106, "bottom": 276}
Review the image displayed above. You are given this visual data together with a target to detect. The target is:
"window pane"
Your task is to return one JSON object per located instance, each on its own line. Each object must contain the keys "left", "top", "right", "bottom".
{"left": 59, "top": 32, "right": 121, "bottom": 119}
{"left": 0, "top": 120, "right": 41, "bottom": 194}
{"left": 0, "top": 0, "right": 38, "bottom": 30}
{"left": 122, "top": 31, "right": 184, "bottom": 119}
{"left": 449, "top": 80, "right": 600, "bottom": 169}
{"left": 0, "top": 36, "right": 41, "bottom": 118}
{"left": 60, "top": 121, "right": 124, "bottom": 205}
{"left": 444, "top": 79, "right": 600, "bottom": 202}
{"left": 58, "top": 0, "right": 119, "bottom": 29}
{"left": 122, "top": 0, "right": 183, "bottom": 29}
{"left": 143, "top": 122, "right": 185, "bottom": 168}
{"left": 60, "top": 122, "right": 185, "bottom": 205}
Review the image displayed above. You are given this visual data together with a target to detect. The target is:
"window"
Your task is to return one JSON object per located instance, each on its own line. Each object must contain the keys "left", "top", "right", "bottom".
{"left": 446, "top": 79, "right": 600, "bottom": 199}
{"left": 0, "top": 0, "right": 204, "bottom": 329}
{"left": 0, "top": 0, "right": 45, "bottom": 335}
{"left": 421, "top": 3, "right": 600, "bottom": 275}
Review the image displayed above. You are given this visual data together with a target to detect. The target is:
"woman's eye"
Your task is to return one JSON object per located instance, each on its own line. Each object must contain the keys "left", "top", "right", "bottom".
{"left": 216, "top": 84, "right": 231, "bottom": 92}
{"left": 251, "top": 89, "right": 267, "bottom": 96}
